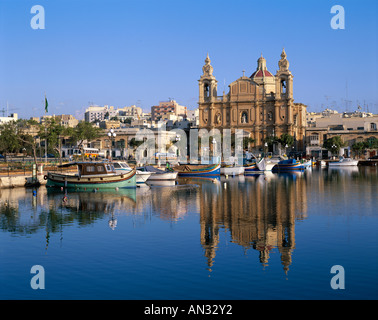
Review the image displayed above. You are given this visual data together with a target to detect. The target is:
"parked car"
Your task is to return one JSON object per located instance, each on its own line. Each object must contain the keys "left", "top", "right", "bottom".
{"left": 46, "top": 153, "right": 56, "bottom": 158}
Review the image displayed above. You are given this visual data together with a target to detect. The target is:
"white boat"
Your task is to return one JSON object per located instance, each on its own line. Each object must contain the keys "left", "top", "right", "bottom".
{"left": 138, "top": 165, "right": 178, "bottom": 180}
{"left": 328, "top": 157, "right": 359, "bottom": 167}
{"left": 265, "top": 156, "right": 282, "bottom": 171}
{"left": 220, "top": 165, "right": 245, "bottom": 176}
{"left": 113, "top": 161, "right": 152, "bottom": 183}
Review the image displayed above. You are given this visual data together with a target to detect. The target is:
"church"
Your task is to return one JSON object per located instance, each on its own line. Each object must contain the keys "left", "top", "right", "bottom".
{"left": 198, "top": 49, "right": 307, "bottom": 152}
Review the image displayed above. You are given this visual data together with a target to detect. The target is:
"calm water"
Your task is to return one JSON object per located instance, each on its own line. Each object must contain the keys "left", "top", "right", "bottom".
{"left": 0, "top": 167, "right": 377, "bottom": 300}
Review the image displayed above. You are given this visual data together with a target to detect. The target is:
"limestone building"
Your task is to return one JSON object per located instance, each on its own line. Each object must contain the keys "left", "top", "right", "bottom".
{"left": 198, "top": 50, "right": 307, "bottom": 151}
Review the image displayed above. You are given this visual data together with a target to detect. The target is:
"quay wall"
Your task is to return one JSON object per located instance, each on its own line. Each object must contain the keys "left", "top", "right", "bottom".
{"left": 0, "top": 174, "right": 47, "bottom": 188}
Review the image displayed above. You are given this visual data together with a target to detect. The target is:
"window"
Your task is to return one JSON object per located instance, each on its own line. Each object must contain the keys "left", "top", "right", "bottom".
{"left": 86, "top": 166, "right": 95, "bottom": 172}
{"left": 371, "top": 123, "right": 377, "bottom": 130}
{"left": 113, "top": 163, "right": 122, "bottom": 169}
{"left": 97, "top": 166, "right": 104, "bottom": 172}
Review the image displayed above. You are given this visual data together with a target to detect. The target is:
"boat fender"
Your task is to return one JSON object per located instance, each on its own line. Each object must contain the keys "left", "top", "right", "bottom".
{"left": 62, "top": 196, "right": 68, "bottom": 203}
{"left": 43, "top": 175, "right": 48, "bottom": 180}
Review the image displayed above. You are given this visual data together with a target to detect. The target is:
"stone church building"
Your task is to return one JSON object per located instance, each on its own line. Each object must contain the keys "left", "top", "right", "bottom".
{"left": 198, "top": 49, "right": 307, "bottom": 151}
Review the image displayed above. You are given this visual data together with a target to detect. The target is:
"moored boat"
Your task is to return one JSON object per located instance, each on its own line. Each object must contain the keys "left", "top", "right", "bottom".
{"left": 173, "top": 163, "right": 220, "bottom": 177}
{"left": 113, "top": 161, "right": 152, "bottom": 183}
{"left": 328, "top": 157, "right": 359, "bottom": 167}
{"left": 220, "top": 164, "right": 245, "bottom": 176}
{"left": 272, "top": 159, "right": 307, "bottom": 171}
{"left": 46, "top": 161, "right": 136, "bottom": 190}
{"left": 244, "top": 158, "right": 265, "bottom": 175}
{"left": 137, "top": 165, "right": 178, "bottom": 180}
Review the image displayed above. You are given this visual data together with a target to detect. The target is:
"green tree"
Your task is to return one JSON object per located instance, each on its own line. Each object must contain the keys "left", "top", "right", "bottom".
{"left": 279, "top": 133, "right": 294, "bottom": 147}
{"left": 323, "top": 136, "right": 345, "bottom": 155}
{"left": 351, "top": 142, "right": 366, "bottom": 158}
{"left": 70, "top": 121, "right": 102, "bottom": 158}
{"left": 0, "top": 122, "right": 21, "bottom": 160}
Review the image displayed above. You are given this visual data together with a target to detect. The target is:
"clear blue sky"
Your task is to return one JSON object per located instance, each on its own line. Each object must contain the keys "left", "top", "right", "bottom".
{"left": 0, "top": 0, "right": 377, "bottom": 119}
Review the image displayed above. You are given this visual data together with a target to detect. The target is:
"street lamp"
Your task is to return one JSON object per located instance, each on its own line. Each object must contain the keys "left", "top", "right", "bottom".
{"left": 264, "top": 142, "right": 268, "bottom": 158}
{"left": 331, "top": 144, "right": 337, "bottom": 158}
{"left": 107, "top": 128, "right": 116, "bottom": 160}
{"left": 175, "top": 135, "right": 181, "bottom": 157}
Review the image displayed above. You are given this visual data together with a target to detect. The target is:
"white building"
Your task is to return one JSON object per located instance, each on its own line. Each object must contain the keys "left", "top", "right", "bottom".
{"left": 0, "top": 113, "right": 18, "bottom": 124}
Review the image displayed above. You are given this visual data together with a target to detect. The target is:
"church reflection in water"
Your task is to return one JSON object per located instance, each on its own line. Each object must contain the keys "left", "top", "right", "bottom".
{"left": 0, "top": 171, "right": 311, "bottom": 274}
{"left": 191, "top": 172, "right": 308, "bottom": 274}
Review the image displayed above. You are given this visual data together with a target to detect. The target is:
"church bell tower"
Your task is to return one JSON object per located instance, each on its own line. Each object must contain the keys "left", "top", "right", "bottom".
{"left": 199, "top": 53, "right": 218, "bottom": 103}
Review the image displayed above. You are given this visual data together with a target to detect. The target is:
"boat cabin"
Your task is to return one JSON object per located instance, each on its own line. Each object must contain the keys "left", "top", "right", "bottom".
{"left": 58, "top": 162, "right": 116, "bottom": 176}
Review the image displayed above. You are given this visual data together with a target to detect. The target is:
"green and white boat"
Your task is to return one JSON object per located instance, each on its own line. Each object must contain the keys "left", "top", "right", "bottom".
{"left": 45, "top": 161, "right": 136, "bottom": 190}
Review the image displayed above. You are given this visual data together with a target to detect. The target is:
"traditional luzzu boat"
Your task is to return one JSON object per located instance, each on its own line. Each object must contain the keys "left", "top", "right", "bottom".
{"left": 272, "top": 159, "right": 308, "bottom": 172}
{"left": 172, "top": 163, "right": 221, "bottom": 177}
{"left": 45, "top": 161, "right": 137, "bottom": 190}
{"left": 244, "top": 158, "right": 266, "bottom": 175}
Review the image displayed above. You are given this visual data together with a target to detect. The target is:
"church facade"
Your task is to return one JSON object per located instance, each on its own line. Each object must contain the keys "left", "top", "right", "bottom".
{"left": 198, "top": 50, "right": 307, "bottom": 151}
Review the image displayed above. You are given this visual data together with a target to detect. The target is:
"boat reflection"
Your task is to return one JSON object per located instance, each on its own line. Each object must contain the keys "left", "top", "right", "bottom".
{"left": 1, "top": 167, "right": 376, "bottom": 275}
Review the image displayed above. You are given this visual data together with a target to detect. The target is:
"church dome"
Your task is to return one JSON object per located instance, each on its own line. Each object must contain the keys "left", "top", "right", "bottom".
{"left": 250, "top": 54, "right": 274, "bottom": 78}
{"left": 250, "top": 69, "right": 274, "bottom": 78}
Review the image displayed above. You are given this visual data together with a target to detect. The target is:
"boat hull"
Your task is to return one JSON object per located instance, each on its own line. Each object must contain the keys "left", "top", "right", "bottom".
{"left": 46, "top": 170, "right": 137, "bottom": 189}
{"left": 329, "top": 160, "right": 359, "bottom": 167}
{"left": 220, "top": 166, "right": 245, "bottom": 176}
{"left": 146, "top": 172, "right": 178, "bottom": 180}
{"left": 272, "top": 159, "right": 308, "bottom": 172}
{"left": 114, "top": 168, "right": 151, "bottom": 183}
{"left": 174, "top": 164, "right": 221, "bottom": 177}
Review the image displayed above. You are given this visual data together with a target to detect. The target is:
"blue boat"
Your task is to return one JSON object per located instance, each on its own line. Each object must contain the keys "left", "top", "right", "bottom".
{"left": 272, "top": 159, "right": 310, "bottom": 172}
{"left": 173, "top": 163, "right": 221, "bottom": 177}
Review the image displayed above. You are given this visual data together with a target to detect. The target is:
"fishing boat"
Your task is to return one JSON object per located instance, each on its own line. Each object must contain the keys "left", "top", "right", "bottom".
{"left": 272, "top": 159, "right": 308, "bottom": 172}
{"left": 244, "top": 158, "right": 266, "bottom": 175}
{"left": 328, "top": 157, "right": 359, "bottom": 167}
{"left": 45, "top": 161, "right": 136, "bottom": 190}
{"left": 137, "top": 165, "right": 178, "bottom": 180}
{"left": 172, "top": 163, "right": 220, "bottom": 177}
{"left": 220, "top": 163, "right": 245, "bottom": 176}
{"left": 113, "top": 161, "right": 152, "bottom": 184}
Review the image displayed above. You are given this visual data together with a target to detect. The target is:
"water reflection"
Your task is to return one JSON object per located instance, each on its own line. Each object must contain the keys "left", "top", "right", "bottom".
{"left": 1, "top": 167, "right": 376, "bottom": 273}
{"left": 186, "top": 172, "right": 308, "bottom": 274}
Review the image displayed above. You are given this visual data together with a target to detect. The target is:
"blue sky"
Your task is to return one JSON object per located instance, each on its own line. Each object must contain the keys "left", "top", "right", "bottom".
{"left": 0, "top": 0, "right": 377, "bottom": 119}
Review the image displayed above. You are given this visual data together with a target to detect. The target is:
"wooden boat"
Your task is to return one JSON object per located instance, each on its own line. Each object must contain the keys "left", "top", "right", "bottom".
{"left": 272, "top": 159, "right": 307, "bottom": 172}
{"left": 46, "top": 161, "right": 136, "bottom": 190}
{"left": 113, "top": 161, "right": 152, "bottom": 183}
{"left": 137, "top": 165, "right": 178, "bottom": 180}
{"left": 172, "top": 163, "right": 220, "bottom": 177}
{"left": 244, "top": 158, "right": 266, "bottom": 175}
{"left": 328, "top": 157, "right": 359, "bottom": 167}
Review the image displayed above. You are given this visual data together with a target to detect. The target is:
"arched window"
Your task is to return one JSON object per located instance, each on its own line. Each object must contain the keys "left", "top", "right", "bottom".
{"left": 204, "top": 83, "right": 210, "bottom": 98}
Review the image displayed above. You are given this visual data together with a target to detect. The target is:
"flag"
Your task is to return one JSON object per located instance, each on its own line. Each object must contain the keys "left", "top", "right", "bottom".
{"left": 45, "top": 95, "right": 48, "bottom": 113}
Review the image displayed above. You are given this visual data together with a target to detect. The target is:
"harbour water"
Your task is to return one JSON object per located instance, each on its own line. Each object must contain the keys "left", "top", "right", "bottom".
{"left": 0, "top": 166, "right": 377, "bottom": 300}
